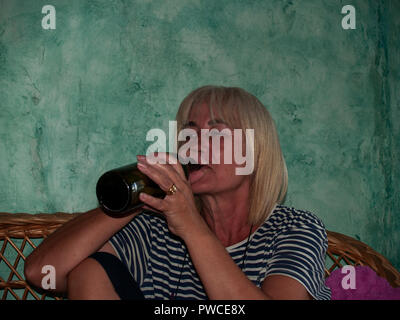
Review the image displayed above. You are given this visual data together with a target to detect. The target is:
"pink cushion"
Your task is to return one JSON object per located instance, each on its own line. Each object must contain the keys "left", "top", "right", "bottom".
{"left": 325, "top": 265, "right": 400, "bottom": 300}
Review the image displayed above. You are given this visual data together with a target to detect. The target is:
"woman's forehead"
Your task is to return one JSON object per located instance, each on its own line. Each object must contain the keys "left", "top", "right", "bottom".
{"left": 182, "top": 94, "right": 243, "bottom": 129}
{"left": 187, "top": 102, "right": 225, "bottom": 123}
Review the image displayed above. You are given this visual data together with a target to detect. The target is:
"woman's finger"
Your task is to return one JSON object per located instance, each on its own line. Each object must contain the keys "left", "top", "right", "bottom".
{"left": 137, "top": 154, "right": 188, "bottom": 191}
{"left": 137, "top": 161, "right": 173, "bottom": 192}
{"left": 141, "top": 204, "right": 163, "bottom": 214}
{"left": 141, "top": 152, "right": 187, "bottom": 181}
{"left": 139, "top": 192, "right": 165, "bottom": 212}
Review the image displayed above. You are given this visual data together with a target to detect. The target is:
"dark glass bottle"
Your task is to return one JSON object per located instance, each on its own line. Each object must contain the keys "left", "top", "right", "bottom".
{"left": 96, "top": 162, "right": 194, "bottom": 215}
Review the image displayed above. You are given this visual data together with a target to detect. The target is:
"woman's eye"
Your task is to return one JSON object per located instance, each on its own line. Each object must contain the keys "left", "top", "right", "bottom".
{"left": 179, "top": 127, "right": 199, "bottom": 142}
{"left": 208, "top": 129, "right": 232, "bottom": 137}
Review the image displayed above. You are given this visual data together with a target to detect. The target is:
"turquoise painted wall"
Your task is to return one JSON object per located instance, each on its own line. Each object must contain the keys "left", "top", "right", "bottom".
{"left": 0, "top": 0, "right": 399, "bottom": 275}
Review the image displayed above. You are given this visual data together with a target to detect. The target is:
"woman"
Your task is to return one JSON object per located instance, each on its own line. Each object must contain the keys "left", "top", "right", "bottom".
{"left": 24, "top": 85, "right": 331, "bottom": 300}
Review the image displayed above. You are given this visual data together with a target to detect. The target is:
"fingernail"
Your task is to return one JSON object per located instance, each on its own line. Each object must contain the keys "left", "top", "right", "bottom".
{"left": 137, "top": 155, "right": 145, "bottom": 162}
{"left": 137, "top": 162, "right": 146, "bottom": 169}
{"left": 139, "top": 192, "right": 147, "bottom": 200}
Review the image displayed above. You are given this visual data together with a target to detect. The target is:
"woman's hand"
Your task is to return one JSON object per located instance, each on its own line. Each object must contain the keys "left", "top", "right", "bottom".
{"left": 136, "top": 152, "right": 209, "bottom": 240}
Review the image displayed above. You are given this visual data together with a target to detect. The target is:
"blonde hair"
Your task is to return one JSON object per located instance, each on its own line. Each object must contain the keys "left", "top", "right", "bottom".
{"left": 176, "top": 85, "right": 288, "bottom": 225}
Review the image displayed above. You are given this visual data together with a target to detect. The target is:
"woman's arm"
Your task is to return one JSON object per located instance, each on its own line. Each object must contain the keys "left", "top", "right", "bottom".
{"left": 182, "top": 228, "right": 269, "bottom": 299}
{"left": 182, "top": 228, "right": 311, "bottom": 300}
{"left": 24, "top": 207, "right": 139, "bottom": 293}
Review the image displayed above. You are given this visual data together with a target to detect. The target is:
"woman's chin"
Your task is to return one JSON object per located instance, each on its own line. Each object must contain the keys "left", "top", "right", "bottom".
{"left": 189, "top": 169, "right": 214, "bottom": 194}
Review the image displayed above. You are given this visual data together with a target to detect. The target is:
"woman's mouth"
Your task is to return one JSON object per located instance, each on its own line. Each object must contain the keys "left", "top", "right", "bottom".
{"left": 187, "top": 163, "right": 210, "bottom": 184}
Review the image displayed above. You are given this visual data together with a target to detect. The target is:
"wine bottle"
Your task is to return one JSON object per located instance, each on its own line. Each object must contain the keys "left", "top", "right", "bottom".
{"left": 96, "top": 161, "right": 199, "bottom": 215}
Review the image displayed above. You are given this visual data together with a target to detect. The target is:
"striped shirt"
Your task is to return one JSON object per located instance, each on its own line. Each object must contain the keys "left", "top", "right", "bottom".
{"left": 109, "top": 204, "right": 331, "bottom": 300}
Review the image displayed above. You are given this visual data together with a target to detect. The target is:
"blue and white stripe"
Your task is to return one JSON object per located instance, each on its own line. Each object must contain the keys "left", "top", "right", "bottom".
{"left": 109, "top": 205, "right": 331, "bottom": 300}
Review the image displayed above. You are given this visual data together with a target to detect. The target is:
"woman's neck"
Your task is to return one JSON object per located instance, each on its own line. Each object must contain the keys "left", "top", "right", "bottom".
{"left": 200, "top": 179, "right": 254, "bottom": 247}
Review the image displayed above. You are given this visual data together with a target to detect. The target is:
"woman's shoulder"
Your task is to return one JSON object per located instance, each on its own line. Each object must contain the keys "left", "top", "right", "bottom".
{"left": 264, "top": 204, "right": 327, "bottom": 233}
{"left": 255, "top": 204, "right": 329, "bottom": 254}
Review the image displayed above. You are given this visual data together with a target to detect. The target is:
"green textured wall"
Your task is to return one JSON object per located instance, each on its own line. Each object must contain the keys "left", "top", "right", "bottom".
{"left": 0, "top": 0, "right": 399, "bottom": 275}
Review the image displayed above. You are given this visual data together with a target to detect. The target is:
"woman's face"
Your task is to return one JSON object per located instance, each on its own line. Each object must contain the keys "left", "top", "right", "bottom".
{"left": 182, "top": 103, "right": 250, "bottom": 195}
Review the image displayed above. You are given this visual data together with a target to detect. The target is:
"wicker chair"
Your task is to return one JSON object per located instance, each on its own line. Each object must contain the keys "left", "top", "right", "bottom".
{"left": 1, "top": 212, "right": 399, "bottom": 300}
